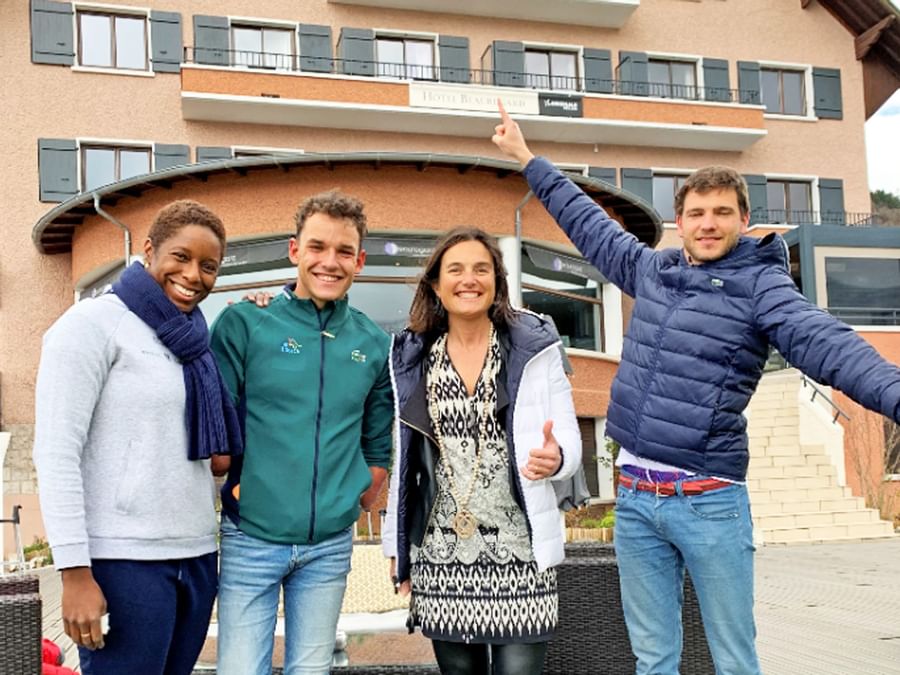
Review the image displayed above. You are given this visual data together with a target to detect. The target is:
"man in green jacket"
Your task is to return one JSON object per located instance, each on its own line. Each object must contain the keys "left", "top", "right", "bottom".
{"left": 211, "top": 191, "right": 394, "bottom": 675}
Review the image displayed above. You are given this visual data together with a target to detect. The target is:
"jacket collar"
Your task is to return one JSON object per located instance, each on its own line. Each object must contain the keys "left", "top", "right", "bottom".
{"left": 280, "top": 283, "right": 351, "bottom": 333}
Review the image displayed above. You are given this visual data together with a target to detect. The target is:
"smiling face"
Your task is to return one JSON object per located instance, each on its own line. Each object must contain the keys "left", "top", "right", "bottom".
{"left": 289, "top": 212, "right": 366, "bottom": 308}
{"left": 432, "top": 239, "right": 497, "bottom": 322}
{"left": 676, "top": 187, "right": 750, "bottom": 264}
{"left": 143, "top": 224, "right": 223, "bottom": 312}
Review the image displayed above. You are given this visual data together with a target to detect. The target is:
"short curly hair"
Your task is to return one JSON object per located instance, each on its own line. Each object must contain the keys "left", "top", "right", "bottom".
{"left": 294, "top": 190, "right": 367, "bottom": 243}
{"left": 147, "top": 200, "right": 227, "bottom": 254}
{"left": 675, "top": 166, "right": 750, "bottom": 219}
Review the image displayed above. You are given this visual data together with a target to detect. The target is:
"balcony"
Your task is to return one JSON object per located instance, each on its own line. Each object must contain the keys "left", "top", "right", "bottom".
{"left": 326, "top": 0, "right": 640, "bottom": 28}
{"left": 751, "top": 209, "right": 883, "bottom": 227}
{"left": 181, "top": 49, "right": 766, "bottom": 152}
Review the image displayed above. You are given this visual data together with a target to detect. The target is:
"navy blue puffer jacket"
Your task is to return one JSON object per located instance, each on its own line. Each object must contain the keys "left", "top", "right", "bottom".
{"left": 525, "top": 157, "right": 900, "bottom": 480}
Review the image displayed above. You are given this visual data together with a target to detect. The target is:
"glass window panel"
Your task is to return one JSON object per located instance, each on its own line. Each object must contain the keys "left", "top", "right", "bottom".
{"left": 782, "top": 70, "right": 805, "bottom": 115}
{"left": 120, "top": 150, "right": 150, "bottom": 180}
{"left": 550, "top": 52, "right": 576, "bottom": 90}
{"left": 766, "top": 182, "right": 786, "bottom": 222}
{"left": 80, "top": 14, "right": 112, "bottom": 67}
{"left": 83, "top": 148, "right": 116, "bottom": 191}
{"left": 652, "top": 176, "right": 677, "bottom": 222}
{"left": 521, "top": 285, "right": 599, "bottom": 350}
{"left": 671, "top": 62, "right": 695, "bottom": 87}
{"left": 525, "top": 51, "right": 550, "bottom": 89}
{"left": 788, "top": 182, "right": 811, "bottom": 220}
{"left": 233, "top": 27, "right": 262, "bottom": 67}
{"left": 405, "top": 40, "right": 434, "bottom": 80}
{"left": 263, "top": 29, "right": 293, "bottom": 69}
{"left": 648, "top": 61, "right": 669, "bottom": 85}
{"left": 825, "top": 257, "right": 900, "bottom": 325}
{"left": 760, "top": 69, "right": 780, "bottom": 113}
{"left": 376, "top": 39, "right": 404, "bottom": 78}
{"left": 114, "top": 16, "right": 145, "bottom": 70}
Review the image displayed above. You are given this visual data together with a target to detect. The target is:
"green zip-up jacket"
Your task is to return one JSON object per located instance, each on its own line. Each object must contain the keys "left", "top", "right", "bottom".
{"left": 210, "top": 285, "right": 393, "bottom": 544}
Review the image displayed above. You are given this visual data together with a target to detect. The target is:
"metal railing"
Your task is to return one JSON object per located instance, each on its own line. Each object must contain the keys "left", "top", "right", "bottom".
{"left": 750, "top": 209, "right": 883, "bottom": 227}
{"left": 182, "top": 47, "right": 756, "bottom": 104}
{"left": 827, "top": 306, "right": 900, "bottom": 326}
{"left": 764, "top": 348, "right": 850, "bottom": 423}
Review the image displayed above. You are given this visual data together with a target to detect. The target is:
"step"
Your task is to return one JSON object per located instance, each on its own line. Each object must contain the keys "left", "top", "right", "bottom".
{"left": 766, "top": 485, "right": 848, "bottom": 503}
{"left": 755, "top": 509, "right": 879, "bottom": 530}
{"left": 761, "top": 521, "right": 895, "bottom": 544}
{"left": 756, "top": 476, "right": 835, "bottom": 492}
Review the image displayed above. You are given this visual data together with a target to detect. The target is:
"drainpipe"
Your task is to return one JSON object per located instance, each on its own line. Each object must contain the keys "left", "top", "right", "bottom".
{"left": 93, "top": 192, "right": 133, "bottom": 267}
{"left": 511, "top": 189, "right": 533, "bottom": 307}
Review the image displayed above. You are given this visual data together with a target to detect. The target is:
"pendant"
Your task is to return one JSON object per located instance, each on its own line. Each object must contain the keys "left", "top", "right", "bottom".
{"left": 453, "top": 510, "right": 478, "bottom": 538}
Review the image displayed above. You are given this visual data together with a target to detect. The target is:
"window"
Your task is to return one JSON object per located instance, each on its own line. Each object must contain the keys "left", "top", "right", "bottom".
{"left": 376, "top": 37, "right": 435, "bottom": 80}
{"left": 766, "top": 180, "right": 812, "bottom": 224}
{"left": 78, "top": 12, "right": 147, "bottom": 70}
{"left": 647, "top": 59, "right": 697, "bottom": 99}
{"left": 524, "top": 49, "right": 577, "bottom": 91}
{"left": 760, "top": 68, "right": 806, "bottom": 115}
{"left": 825, "top": 257, "right": 900, "bottom": 326}
{"left": 652, "top": 174, "right": 688, "bottom": 222}
{"left": 82, "top": 145, "right": 151, "bottom": 191}
{"left": 232, "top": 25, "right": 295, "bottom": 69}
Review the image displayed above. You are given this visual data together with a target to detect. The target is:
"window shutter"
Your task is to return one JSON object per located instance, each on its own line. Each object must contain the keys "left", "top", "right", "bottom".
{"left": 150, "top": 11, "right": 182, "bottom": 73}
{"left": 299, "top": 24, "right": 333, "bottom": 73}
{"left": 154, "top": 144, "right": 190, "bottom": 170}
{"left": 818, "top": 179, "right": 845, "bottom": 225}
{"left": 31, "top": 0, "right": 74, "bottom": 65}
{"left": 339, "top": 28, "right": 375, "bottom": 76}
{"left": 583, "top": 48, "right": 613, "bottom": 94}
{"left": 737, "top": 61, "right": 761, "bottom": 105}
{"left": 588, "top": 167, "right": 617, "bottom": 187}
{"left": 744, "top": 174, "right": 768, "bottom": 225}
{"left": 492, "top": 40, "right": 525, "bottom": 88}
{"left": 438, "top": 35, "right": 469, "bottom": 84}
{"left": 702, "top": 58, "right": 730, "bottom": 103}
{"left": 812, "top": 67, "right": 842, "bottom": 119}
{"left": 196, "top": 147, "right": 233, "bottom": 163}
{"left": 620, "top": 168, "right": 652, "bottom": 204}
{"left": 38, "top": 139, "right": 78, "bottom": 202}
{"left": 618, "top": 51, "right": 648, "bottom": 96}
{"left": 193, "top": 15, "right": 229, "bottom": 66}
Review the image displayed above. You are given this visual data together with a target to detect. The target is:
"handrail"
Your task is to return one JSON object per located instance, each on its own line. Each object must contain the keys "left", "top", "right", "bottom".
{"left": 800, "top": 375, "right": 851, "bottom": 423}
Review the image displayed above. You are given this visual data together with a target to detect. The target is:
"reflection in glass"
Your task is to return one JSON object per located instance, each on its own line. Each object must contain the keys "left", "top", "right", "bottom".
{"left": 652, "top": 175, "right": 686, "bottom": 222}
{"left": 83, "top": 148, "right": 116, "bottom": 191}
{"left": 119, "top": 150, "right": 150, "bottom": 181}
{"left": 115, "top": 16, "right": 145, "bottom": 70}
{"left": 80, "top": 14, "right": 112, "bottom": 67}
{"left": 825, "top": 257, "right": 900, "bottom": 326}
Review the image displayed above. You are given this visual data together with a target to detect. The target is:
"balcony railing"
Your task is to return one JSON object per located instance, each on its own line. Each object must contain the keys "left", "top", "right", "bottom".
{"left": 183, "top": 47, "right": 758, "bottom": 105}
{"left": 827, "top": 307, "right": 900, "bottom": 326}
{"left": 750, "top": 209, "right": 883, "bottom": 227}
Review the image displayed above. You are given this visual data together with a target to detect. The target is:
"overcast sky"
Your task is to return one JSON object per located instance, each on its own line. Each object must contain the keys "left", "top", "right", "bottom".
{"left": 865, "top": 0, "right": 900, "bottom": 195}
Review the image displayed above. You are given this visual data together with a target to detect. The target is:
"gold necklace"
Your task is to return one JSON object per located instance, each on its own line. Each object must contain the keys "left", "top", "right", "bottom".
{"left": 427, "top": 325, "right": 496, "bottom": 539}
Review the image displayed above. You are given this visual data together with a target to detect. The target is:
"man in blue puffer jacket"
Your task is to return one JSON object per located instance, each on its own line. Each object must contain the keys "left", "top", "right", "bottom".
{"left": 492, "top": 102, "right": 900, "bottom": 675}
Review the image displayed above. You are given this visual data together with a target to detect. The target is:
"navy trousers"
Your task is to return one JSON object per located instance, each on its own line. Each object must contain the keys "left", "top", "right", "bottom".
{"left": 78, "top": 553, "right": 217, "bottom": 675}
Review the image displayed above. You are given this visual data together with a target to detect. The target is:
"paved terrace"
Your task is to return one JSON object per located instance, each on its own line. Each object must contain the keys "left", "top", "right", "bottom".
{"left": 36, "top": 537, "right": 900, "bottom": 673}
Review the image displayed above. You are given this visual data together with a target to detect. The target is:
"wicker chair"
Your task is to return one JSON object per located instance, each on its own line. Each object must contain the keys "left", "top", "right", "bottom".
{"left": 545, "top": 542, "right": 715, "bottom": 675}
{"left": 0, "top": 574, "right": 42, "bottom": 675}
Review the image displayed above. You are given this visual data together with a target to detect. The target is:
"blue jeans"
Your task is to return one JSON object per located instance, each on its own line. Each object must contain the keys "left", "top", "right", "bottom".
{"left": 216, "top": 517, "right": 353, "bottom": 675}
{"left": 614, "top": 475, "right": 762, "bottom": 675}
{"left": 78, "top": 553, "right": 217, "bottom": 675}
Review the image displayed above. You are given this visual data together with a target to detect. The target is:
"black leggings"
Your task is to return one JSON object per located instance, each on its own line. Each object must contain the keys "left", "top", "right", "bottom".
{"left": 431, "top": 639, "right": 548, "bottom": 675}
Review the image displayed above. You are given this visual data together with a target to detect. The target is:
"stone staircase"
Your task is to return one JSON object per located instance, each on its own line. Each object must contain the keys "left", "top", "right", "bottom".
{"left": 746, "top": 369, "right": 895, "bottom": 544}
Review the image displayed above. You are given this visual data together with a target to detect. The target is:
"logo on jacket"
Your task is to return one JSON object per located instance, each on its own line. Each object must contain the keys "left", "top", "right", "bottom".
{"left": 711, "top": 278, "right": 724, "bottom": 288}
{"left": 281, "top": 338, "right": 302, "bottom": 354}
{"left": 351, "top": 349, "right": 367, "bottom": 363}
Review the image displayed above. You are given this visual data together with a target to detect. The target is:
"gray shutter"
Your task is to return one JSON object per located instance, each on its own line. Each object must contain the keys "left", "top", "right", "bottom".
{"left": 339, "top": 28, "right": 375, "bottom": 76}
{"left": 737, "top": 61, "right": 761, "bottom": 105}
{"left": 588, "top": 167, "right": 617, "bottom": 187}
{"left": 196, "top": 147, "right": 233, "bottom": 163}
{"left": 618, "top": 51, "right": 648, "bottom": 96}
{"left": 744, "top": 174, "right": 768, "bottom": 225}
{"left": 819, "top": 178, "right": 845, "bottom": 225}
{"left": 38, "top": 139, "right": 78, "bottom": 202}
{"left": 193, "top": 15, "right": 229, "bottom": 66}
{"left": 703, "top": 58, "right": 730, "bottom": 103}
{"left": 150, "top": 11, "right": 182, "bottom": 73}
{"left": 812, "top": 67, "right": 842, "bottom": 120}
{"left": 154, "top": 144, "right": 190, "bottom": 170}
{"left": 31, "top": 0, "right": 74, "bottom": 65}
{"left": 620, "top": 168, "right": 652, "bottom": 204}
{"left": 438, "top": 35, "right": 469, "bottom": 84}
{"left": 583, "top": 48, "right": 613, "bottom": 94}
{"left": 299, "top": 24, "right": 332, "bottom": 73}
{"left": 492, "top": 41, "right": 525, "bottom": 88}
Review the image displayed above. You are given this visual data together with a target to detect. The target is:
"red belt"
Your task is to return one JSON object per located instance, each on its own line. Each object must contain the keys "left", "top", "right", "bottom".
{"left": 619, "top": 474, "right": 732, "bottom": 496}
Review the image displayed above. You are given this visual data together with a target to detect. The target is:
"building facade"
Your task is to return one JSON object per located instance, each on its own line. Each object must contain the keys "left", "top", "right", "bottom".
{"left": 3, "top": 0, "right": 900, "bottom": 554}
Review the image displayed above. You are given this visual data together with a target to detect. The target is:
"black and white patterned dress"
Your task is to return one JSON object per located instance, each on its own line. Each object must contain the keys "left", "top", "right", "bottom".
{"left": 408, "top": 330, "right": 557, "bottom": 644}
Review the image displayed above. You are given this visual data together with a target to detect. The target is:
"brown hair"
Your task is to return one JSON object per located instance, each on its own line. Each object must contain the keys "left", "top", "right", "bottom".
{"left": 675, "top": 166, "right": 750, "bottom": 218}
{"left": 147, "top": 199, "right": 227, "bottom": 255}
{"left": 408, "top": 227, "right": 516, "bottom": 337}
{"left": 294, "top": 190, "right": 367, "bottom": 243}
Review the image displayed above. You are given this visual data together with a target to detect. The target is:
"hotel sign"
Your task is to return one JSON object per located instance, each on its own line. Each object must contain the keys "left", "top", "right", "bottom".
{"left": 409, "top": 82, "right": 539, "bottom": 115}
{"left": 538, "top": 93, "right": 583, "bottom": 118}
